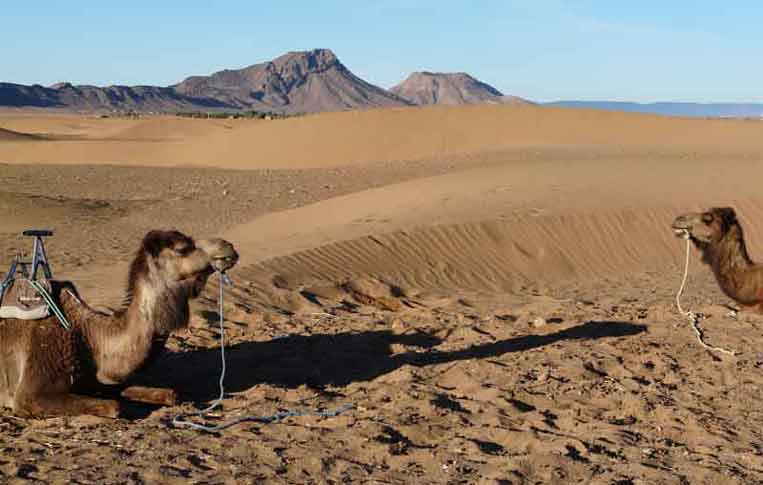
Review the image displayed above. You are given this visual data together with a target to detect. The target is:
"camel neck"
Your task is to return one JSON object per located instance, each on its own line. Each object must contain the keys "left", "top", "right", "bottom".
{"left": 57, "top": 284, "right": 160, "bottom": 385}
{"left": 707, "top": 224, "right": 753, "bottom": 291}
{"left": 130, "top": 278, "right": 193, "bottom": 336}
{"left": 55, "top": 272, "right": 195, "bottom": 385}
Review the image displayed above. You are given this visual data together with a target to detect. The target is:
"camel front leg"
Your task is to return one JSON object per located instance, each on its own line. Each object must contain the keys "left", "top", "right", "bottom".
{"left": 14, "top": 392, "right": 120, "bottom": 419}
{"left": 120, "top": 386, "right": 177, "bottom": 406}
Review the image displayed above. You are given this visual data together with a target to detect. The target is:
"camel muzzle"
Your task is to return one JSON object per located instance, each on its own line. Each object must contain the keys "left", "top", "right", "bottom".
{"left": 671, "top": 214, "right": 700, "bottom": 238}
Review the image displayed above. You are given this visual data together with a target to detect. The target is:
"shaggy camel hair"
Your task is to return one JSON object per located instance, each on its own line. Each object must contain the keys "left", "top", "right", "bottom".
{"left": 0, "top": 230, "right": 238, "bottom": 418}
{"left": 672, "top": 207, "right": 763, "bottom": 313}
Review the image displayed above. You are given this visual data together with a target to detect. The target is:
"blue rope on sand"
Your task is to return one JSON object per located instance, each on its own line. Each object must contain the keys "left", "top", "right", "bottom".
{"left": 171, "top": 271, "right": 353, "bottom": 433}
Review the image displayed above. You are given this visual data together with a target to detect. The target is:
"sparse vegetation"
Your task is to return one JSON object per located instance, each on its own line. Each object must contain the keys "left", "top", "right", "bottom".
{"left": 175, "top": 110, "right": 292, "bottom": 120}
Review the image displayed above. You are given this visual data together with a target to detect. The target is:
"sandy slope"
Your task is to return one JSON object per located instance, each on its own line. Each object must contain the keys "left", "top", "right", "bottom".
{"left": 3, "top": 107, "right": 763, "bottom": 482}
{"left": 2, "top": 105, "right": 763, "bottom": 168}
{"left": 0, "top": 127, "right": 41, "bottom": 141}
{"left": 0, "top": 114, "right": 239, "bottom": 140}
{"left": 225, "top": 155, "right": 763, "bottom": 284}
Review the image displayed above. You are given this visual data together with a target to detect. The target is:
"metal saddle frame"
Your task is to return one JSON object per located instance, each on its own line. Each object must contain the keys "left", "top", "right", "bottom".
{"left": 0, "top": 230, "right": 71, "bottom": 329}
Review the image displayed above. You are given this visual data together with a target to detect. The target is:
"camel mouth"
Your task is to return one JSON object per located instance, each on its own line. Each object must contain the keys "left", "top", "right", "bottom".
{"left": 671, "top": 215, "right": 695, "bottom": 236}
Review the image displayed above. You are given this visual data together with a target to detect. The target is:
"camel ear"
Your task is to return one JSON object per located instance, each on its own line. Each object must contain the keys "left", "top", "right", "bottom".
{"left": 716, "top": 207, "right": 737, "bottom": 226}
{"left": 141, "top": 230, "right": 169, "bottom": 258}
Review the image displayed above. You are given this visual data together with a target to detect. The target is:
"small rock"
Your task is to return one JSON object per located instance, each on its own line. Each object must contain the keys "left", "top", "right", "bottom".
{"left": 16, "top": 464, "right": 37, "bottom": 479}
{"left": 531, "top": 317, "right": 547, "bottom": 328}
{"left": 495, "top": 314, "right": 518, "bottom": 323}
{"left": 458, "top": 298, "right": 475, "bottom": 308}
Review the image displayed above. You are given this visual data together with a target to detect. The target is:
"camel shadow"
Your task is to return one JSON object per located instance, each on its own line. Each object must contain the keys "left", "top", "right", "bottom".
{"left": 132, "top": 320, "right": 646, "bottom": 405}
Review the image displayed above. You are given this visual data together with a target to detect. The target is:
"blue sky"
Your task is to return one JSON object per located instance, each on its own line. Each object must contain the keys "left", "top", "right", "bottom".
{"left": 2, "top": 1, "right": 761, "bottom": 102}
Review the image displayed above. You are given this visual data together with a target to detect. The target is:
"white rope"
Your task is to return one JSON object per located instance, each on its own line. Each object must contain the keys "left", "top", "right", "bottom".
{"left": 172, "top": 271, "right": 230, "bottom": 431}
{"left": 676, "top": 231, "right": 739, "bottom": 356}
{"left": 29, "top": 279, "right": 72, "bottom": 330}
{"left": 171, "top": 271, "right": 353, "bottom": 433}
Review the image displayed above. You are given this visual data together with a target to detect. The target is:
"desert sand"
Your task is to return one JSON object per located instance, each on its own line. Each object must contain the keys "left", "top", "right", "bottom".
{"left": 2, "top": 105, "right": 763, "bottom": 483}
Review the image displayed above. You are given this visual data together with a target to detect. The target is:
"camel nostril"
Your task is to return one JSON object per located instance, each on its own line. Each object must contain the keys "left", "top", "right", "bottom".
{"left": 671, "top": 216, "right": 692, "bottom": 230}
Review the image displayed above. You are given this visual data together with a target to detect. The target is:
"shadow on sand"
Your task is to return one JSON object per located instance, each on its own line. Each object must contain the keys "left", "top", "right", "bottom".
{"left": 132, "top": 320, "right": 646, "bottom": 405}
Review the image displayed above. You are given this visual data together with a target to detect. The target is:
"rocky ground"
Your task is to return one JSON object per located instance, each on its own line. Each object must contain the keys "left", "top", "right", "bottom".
{"left": 2, "top": 267, "right": 762, "bottom": 484}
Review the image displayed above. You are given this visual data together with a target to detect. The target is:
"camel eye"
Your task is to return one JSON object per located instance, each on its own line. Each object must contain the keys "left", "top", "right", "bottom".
{"left": 701, "top": 213, "right": 714, "bottom": 224}
{"left": 174, "top": 245, "right": 193, "bottom": 256}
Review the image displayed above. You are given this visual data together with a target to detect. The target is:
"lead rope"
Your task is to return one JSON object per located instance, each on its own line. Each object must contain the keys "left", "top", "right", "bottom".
{"left": 29, "top": 279, "right": 72, "bottom": 330}
{"left": 676, "top": 231, "right": 739, "bottom": 356}
{"left": 171, "top": 271, "right": 353, "bottom": 433}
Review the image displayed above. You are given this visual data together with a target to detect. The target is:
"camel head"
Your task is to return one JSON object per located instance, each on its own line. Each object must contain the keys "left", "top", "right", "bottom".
{"left": 127, "top": 230, "right": 239, "bottom": 302}
{"left": 195, "top": 238, "right": 239, "bottom": 274}
{"left": 138, "top": 230, "right": 212, "bottom": 281}
{"left": 120, "top": 230, "right": 240, "bottom": 336}
{"left": 191, "top": 237, "right": 239, "bottom": 296}
{"left": 672, "top": 207, "right": 738, "bottom": 246}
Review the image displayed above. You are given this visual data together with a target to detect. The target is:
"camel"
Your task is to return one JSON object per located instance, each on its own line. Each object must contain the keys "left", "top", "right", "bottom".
{"left": 672, "top": 207, "right": 763, "bottom": 313}
{"left": 0, "top": 230, "right": 238, "bottom": 418}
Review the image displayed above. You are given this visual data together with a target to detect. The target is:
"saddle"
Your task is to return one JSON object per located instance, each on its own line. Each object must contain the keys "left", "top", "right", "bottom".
{"left": 0, "top": 230, "right": 63, "bottom": 324}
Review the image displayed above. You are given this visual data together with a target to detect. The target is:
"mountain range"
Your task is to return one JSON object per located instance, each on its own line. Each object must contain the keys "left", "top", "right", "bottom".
{"left": 545, "top": 101, "right": 763, "bottom": 118}
{"left": 0, "top": 49, "right": 529, "bottom": 114}
{"left": 1, "top": 49, "right": 760, "bottom": 118}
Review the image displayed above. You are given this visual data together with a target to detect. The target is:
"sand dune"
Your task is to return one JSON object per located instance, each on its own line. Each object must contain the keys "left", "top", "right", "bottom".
{"left": 2, "top": 105, "right": 763, "bottom": 168}
{"left": 238, "top": 210, "right": 684, "bottom": 299}
{"left": 101, "top": 117, "right": 239, "bottom": 141}
{"left": 0, "top": 114, "right": 240, "bottom": 141}
{"left": 0, "top": 127, "right": 40, "bottom": 141}
{"left": 237, "top": 201, "right": 763, "bottom": 307}
{"left": 222, "top": 156, "right": 763, "bottom": 310}
{"left": 0, "top": 114, "right": 121, "bottom": 137}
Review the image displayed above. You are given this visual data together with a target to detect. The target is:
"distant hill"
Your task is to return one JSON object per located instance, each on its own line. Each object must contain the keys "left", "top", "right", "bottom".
{"left": 391, "top": 71, "right": 531, "bottom": 106}
{"left": 545, "top": 101, "right": 763, "bottom": 118}
{"left": 174, "top": 49, "right": 411, "bottom": 114}
{"left": 0, "top": 82, "right": 227, "bottom": 111}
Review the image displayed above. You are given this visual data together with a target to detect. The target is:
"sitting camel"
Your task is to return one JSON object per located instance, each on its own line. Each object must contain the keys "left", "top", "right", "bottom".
{"left": 672, "top": 207, "right": 763, "bottom": 313}
{"left": 0, "top": 230, "right": 238, "bottom": 418}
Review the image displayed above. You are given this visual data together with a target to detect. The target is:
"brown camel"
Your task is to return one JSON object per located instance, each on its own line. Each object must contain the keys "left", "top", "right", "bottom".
{"left": 0, "top": 230, "right": 238, "bottom": 418}
{"left": 672, "top": 207, "right": 763, "bottom": 313}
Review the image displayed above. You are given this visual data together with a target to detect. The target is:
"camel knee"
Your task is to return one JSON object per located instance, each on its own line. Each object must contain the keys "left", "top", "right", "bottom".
{"left": 12, "top": 392, "right": 46, "bottom": 418}
{"left": 81, "top": 398, "right": 120, "bottom": 419}
{"left": 121, "top": 386, "right": 177, "bottom": 406}
{"left": 14, "top": 392, "right": 120, "bottom": 419}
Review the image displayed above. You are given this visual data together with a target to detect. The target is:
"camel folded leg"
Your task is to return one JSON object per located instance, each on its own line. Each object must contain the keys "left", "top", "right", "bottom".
{"left": 14, "top": 393, "right": 120, "bottom": 419}
{"left": 120, "top": 386, "right": 177, "bottom": 406}
{"left": 738, "top": 302, "right": 763, "bottom": 314}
